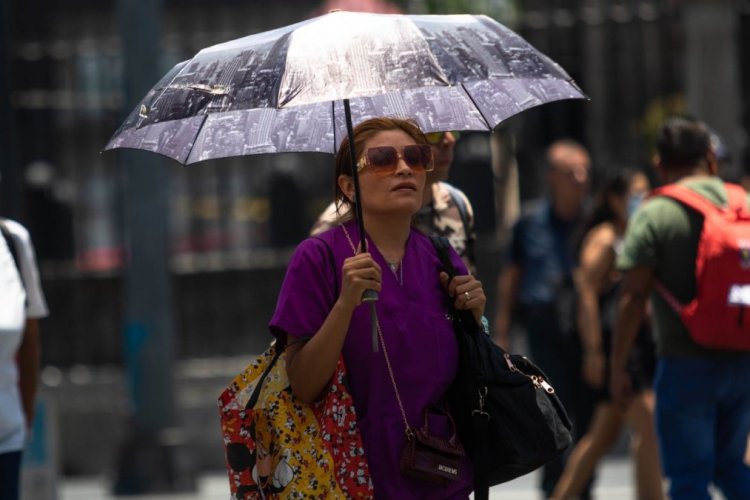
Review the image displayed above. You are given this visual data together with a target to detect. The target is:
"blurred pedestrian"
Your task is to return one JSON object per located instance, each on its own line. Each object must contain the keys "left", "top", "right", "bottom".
{"left": 552, "top": 170, "right": 664, "bottom": 499}
{"left": 312, "top": 130, "right": 478, "bottom": 274}
{"left": 271, "top": 118, "right": 486, "bottom": 497}
{"left": 493, "top": 139, "right": 596, "bottom": 499}
{"left": 0, "top": 217, "right": 48, "bottom": 500}
{"left": 611, "top": 116, "right": 750, "bottom": 499}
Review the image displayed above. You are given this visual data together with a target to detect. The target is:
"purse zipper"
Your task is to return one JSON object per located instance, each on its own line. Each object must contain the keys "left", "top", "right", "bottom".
{"left": 504, "top": 353, "right": 556, "bottom": 394}
{"left": 472, "top": 386, "right": 490, "bottom": 420}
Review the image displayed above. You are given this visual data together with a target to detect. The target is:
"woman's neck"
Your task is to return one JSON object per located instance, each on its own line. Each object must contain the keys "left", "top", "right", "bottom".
{"left": 421, "top": 181, "right": 435, "bottom": 206}
{"left": 362, "top": 214, "right": 411, "bottom": 264}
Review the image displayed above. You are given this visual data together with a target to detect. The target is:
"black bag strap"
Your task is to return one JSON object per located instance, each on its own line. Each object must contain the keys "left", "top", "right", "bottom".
{"left": 429, "top": 235, "right": 489, "bottom": 500}
{"left": 429, "top": 235, "right": 480, "bottom": 329}
{"left": 0, "top": 219, "right": 26, "bottom": 293}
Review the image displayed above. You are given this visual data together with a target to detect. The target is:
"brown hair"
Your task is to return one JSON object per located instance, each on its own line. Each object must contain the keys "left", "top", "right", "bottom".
{"left": 333, "top": 117, "right": 428, "bottom": 216}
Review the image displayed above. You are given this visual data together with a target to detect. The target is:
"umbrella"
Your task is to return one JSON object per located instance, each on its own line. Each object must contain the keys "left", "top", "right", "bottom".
{"left": 105, "top": 11, "right": 586, "bottom": 345}
{"left": 105, "top": 11, "right": 585, "bottom": 163}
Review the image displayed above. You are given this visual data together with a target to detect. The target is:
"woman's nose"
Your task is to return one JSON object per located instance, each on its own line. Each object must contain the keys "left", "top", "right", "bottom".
{"left": 395, "top": 156, "right": 413, "bottom": 175}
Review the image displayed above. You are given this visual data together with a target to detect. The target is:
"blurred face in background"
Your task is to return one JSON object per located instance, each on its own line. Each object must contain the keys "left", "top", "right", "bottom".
{"left": 608, "top": 171, "right": 651, "bottom": 224}
{"left": 425, "top": 131, "right": 457, "bottom": 183}
{"left": 625, "top": 172, "right": 650, "bottom": 218}
{"left": 547, "top": 142, "right": 591, "bottom": 210}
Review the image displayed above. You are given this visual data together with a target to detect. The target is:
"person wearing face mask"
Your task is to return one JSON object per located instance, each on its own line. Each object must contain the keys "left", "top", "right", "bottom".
{"left": 311, "top": 130, "right": 477, "bottom": 274}
{"left": 551, "top": 170, "right": 663, "bottom": 500}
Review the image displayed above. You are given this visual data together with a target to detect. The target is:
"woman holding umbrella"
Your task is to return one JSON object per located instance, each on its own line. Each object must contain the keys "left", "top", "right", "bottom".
{"left": 268, "top": 117, "right": 485, "bottom": 498}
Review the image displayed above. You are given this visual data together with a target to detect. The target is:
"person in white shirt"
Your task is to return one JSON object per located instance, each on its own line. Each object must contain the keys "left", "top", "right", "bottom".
{"left": 0, "top": 218, "right": 48, "bottom": 500}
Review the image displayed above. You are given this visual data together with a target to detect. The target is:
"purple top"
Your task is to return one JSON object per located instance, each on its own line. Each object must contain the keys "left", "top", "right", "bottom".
{"left": 269, "top": 219, "right": 473, "bottom": 499}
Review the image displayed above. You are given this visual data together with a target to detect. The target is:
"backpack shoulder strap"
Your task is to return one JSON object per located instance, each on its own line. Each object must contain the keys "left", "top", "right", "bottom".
{"left": 0, "top": 219, "right": 25, "bottom": 291}
{"left": 723, "top": 183, "right": 750, "bottom": 218}
{"left": 649, "top": 183, "right": 725, "bottom": 216}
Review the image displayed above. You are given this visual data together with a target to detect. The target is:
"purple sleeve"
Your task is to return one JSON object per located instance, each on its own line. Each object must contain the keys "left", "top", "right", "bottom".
{"left": 268, "top": 238, "right": 337, "bottom": 342}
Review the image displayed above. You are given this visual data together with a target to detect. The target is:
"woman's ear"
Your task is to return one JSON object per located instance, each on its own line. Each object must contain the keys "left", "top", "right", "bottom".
{"left": 338, "top": 175, "right": 355, "bottom": 202}
{"left": 706, "top": 149, "right": 719, "bottom": 176}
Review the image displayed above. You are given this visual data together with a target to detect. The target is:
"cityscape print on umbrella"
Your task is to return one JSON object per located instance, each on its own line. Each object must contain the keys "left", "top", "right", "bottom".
{"left": 105, "top": 11, "right": 586, "bottom": 165}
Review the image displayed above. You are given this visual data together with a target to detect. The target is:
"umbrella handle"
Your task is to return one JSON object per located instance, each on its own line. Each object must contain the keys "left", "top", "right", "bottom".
{"left": 343, "top": 99, "right": 379, "bottom": 352}
{"left": 343, "top": 98, "right": 379, "bottom": 306}
{"left": 343, "top": 99, "right": 370, "bottom": 252}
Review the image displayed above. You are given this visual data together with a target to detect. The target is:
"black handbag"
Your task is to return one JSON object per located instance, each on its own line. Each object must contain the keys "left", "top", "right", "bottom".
{"left": 430, "top": 236, "right": 573, "bottom": 500}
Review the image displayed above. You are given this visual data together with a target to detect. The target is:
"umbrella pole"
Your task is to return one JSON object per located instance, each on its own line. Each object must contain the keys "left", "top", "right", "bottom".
{"left": 343, "top": 99, "right": 379, "bottom": 352}
{"left": 343, "top": 99, "right": 368, "bottom": 252}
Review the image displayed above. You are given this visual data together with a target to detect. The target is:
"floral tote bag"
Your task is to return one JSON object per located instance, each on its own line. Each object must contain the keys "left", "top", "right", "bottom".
{"left": 218, "top": 341, "right": 373, "bottom": 499}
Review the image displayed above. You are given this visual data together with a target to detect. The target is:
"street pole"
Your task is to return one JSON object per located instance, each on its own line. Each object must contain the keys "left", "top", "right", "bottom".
{"left": 113, "top": 0, "right": 195, "bottom": 493}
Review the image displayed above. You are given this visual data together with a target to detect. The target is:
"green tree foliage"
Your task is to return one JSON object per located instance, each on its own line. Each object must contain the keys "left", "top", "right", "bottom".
{"left": 420, "top": 0, "right": 519, "bottom": 25}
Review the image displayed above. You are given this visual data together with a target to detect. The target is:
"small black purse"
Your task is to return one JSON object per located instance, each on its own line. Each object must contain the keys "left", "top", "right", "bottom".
{"left": 399, "top": 406, "right": 465, "bottom": 484}
{"left": 430, "top": 236, "right": 573, "bottom": 500}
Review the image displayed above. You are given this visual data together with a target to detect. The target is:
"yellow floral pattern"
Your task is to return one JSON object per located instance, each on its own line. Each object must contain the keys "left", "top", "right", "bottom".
{"left": 219, "top": 342, "right": 373, "bottom": 499}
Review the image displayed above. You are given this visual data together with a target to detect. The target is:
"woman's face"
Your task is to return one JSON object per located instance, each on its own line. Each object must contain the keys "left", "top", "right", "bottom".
{"left": 338, "top": 129, "right": 427, "bottom": 219}
{"left": 610, "top": 172, "right": 651, "bottom": 222}
{"left": 626, "top": 172, "right": 650, "bottom": 218}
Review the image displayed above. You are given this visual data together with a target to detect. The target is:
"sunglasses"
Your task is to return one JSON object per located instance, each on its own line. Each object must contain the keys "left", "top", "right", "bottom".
{"left": 357, "top": 145, "right": 434, "bottom": 175}
{"left": 425, "top": 131, "right": 460, "bottom": 145}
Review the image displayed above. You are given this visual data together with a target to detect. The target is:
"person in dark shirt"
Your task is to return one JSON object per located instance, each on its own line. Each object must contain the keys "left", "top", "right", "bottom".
{"left": 493, "top": 139, "right": 596, "bottom": 499}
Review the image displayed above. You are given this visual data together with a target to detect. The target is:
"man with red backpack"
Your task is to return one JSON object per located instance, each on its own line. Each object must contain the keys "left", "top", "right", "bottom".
{"left": 610, "top": 116, "right": 750, "bottom": 499}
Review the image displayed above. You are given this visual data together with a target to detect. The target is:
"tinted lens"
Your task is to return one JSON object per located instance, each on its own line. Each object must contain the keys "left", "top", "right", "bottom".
{"left": 402, "top": 145, "right": 433, "bottom": 171}
{"left": 366, "top": 146, "right": 399, "bottom": 174}
{"left": 425, "top": 131, "right": 460, "bottom": 145}
{"left": 425, "top": 132, "right": 444, "bottom": 145}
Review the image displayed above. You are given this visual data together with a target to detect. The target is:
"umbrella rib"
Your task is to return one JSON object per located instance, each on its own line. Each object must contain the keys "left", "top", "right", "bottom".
{"left": 458, "top": 83, "right": 492, "bottom": 131}
{"left": 331, "top": 100, "right": 338, "bottom": 154}
{"left": 182, "top": 115, "right": 209, "bottom": 164}
{"left": 151, "top": 60, "right": 192, "bottom": 113}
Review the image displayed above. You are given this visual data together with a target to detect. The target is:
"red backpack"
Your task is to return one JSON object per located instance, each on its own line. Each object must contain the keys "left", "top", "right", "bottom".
{"left": 651, "top": 182, "right": 750, "bottom": 350}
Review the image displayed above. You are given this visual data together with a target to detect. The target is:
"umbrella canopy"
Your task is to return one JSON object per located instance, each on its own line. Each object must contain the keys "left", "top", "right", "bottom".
{"left": 105, "top": 11, "right": 586, "bottom": 165}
